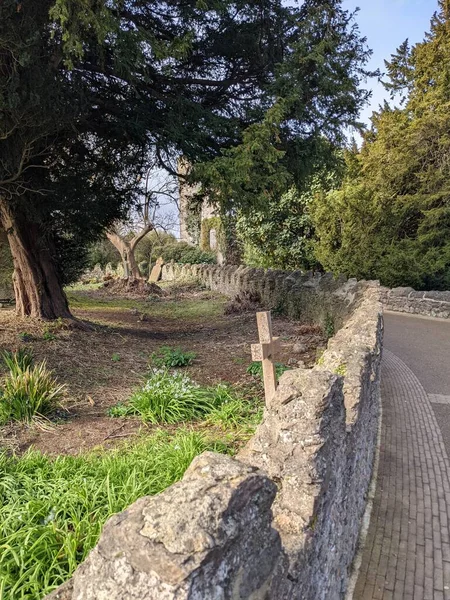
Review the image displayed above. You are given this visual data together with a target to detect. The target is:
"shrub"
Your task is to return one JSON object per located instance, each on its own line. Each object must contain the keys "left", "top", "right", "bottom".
{"left": 0, "top": 352, "right": 65, "bottom": 425}
{"left": 136, "top": 231, "right": 217, "bottom": 266}
{"left": 160, "top": 242, "right": 216, "bottom": 265}
{"left": 150, "top": 346, "right": 196, "bottom": 368}
{"left": 0, "top": 429, "right": 227, "bottom": 599}
{"left": 111, "top": 369, "right": 217, "bottom": 424}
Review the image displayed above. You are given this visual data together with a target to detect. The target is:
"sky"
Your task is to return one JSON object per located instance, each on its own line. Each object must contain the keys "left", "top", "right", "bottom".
{"left": 342, "top": 0, "right": 438, "bottom": 125}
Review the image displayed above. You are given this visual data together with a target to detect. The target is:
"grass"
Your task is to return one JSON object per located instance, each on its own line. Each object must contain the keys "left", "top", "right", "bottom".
{"left": 109, "top": 369, "right": 218, "bottom": 423}
{"left": 0, "top": 429, "right": 227, "bottom": 599}
{"left": 205, "top": 385, "right": 263, "bottom": 431}
{"left": 109, "top": 370, "right": 265, "bottom": 430}
{"left": 2, "top": 348, "right": 33, "bottom": 372}
{"left": 0, "top": 351, "right": 65, "bottom": 426}
{"left": 150, "top": 346, "right": 196, "bottom": 368}
{"left": 66, "top": 290, "right": 225, "bottom": 321}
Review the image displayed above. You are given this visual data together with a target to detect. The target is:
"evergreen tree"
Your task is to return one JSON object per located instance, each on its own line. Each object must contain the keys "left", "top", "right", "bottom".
{"left": 313, "top": 0, "right": 450, "bottom": 290}
{"left": 188, "top": 0, "right": 374, "bottom": 264}
{"left": 0, "top": 0, "right": 296, "bottom": 319}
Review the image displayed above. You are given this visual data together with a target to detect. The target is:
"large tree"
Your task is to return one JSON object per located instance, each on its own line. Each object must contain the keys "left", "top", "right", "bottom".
{"left": 190, "top": 0, "right": 373, "bottom": 259}
{"left": 313, "top": 1, "right": 450, "bottom": 290}
{"left": 0, "top": 0, "right": 296, "bottom": 319}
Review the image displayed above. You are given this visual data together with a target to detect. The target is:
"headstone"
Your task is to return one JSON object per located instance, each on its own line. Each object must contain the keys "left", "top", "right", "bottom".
{"left": 149, "top": 256, "right": 165, "bottom": 283}
{"left": 116, "top": 262, "right": 124, "bottom": 278}
{"left": 105, "top": 263, "right": 115, "bottom": 276}
{"left": 251, "top": 311, "right": 281, "bottom": 402}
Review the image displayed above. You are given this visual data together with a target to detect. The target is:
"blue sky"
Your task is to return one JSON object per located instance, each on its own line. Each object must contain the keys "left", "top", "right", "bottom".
{"left": 342, "top": 0, "right": 438, "bottom": 125}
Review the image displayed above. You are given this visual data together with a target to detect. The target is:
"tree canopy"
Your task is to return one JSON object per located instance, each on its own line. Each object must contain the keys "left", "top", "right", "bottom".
{"left": 313, "top": 0, "right": 450, "bottom": 290}
{"left": 2, "top": 0, "right": 341, "bottom": 318}
{"left": 189, "top": 0, "right": 373, "bottom": 265}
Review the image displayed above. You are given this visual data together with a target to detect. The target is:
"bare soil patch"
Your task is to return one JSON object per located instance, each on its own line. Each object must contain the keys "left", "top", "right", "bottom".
{"left": 0, "top": 282, "right": 326, "bottom": 456}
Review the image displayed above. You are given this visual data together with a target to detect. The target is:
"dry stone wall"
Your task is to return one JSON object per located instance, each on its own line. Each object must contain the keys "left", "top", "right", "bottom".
{"left": 383, "top": 286, "right": 450, "bottom": 318}
{"left": 162, "top": 263, "right": 369, "bottom": 330}
{"left": 47, "top": 265, "right": 383, "bottom": 600}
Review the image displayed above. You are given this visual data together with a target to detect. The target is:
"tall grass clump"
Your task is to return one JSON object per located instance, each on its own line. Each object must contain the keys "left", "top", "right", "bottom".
{"left": 0, "top": 351, "right": 65, "bottom": 425}
{"left": 2, "top": 348, "right": 33, "bottom": 373}
{"left": 0, "top": 429, "right": 226, "bottom": 599}
{"left": 109, "top": 369, "right": 216, "bottom": 423}
{"left": 205, "top": 384, "right": 263, "bottom": 430}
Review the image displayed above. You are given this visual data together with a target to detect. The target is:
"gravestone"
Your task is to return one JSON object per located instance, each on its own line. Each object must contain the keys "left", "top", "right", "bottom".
{"left": 149, "top": 257, "right": 164, "bottom": 283}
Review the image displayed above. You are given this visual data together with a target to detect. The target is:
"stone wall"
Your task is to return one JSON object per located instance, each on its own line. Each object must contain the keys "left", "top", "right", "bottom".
{"left": 383, "top": 286, "right": 450, "bottom": 318}
{"left": 47, "top": 265, "right": 383, "bottom": 600}
{"left": 162, "top": 263, "right": 372, "bottom": 331}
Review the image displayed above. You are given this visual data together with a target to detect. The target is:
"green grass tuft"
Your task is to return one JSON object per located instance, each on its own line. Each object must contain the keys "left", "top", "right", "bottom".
{"left": 0, "top": 429, "right": 226, "bottom": 599}
{"left": 110, "top": 369, "right": 217, "bottom": 424}
{"left": 2, "top": 348, "right": 34, "bottom": 373}
{"left": 205, "top": 385, "right": 263, "bottom": 430}
{"left": 150, "top": 346, "right": 196, "bottom": 368}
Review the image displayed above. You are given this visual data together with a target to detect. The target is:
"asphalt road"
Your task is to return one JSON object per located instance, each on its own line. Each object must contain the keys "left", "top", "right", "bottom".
{"left": 384, "top": 311, "right": 450, "bottom": 395}
{"left": 385, "top": 310, "right": 450, "bottom": 456}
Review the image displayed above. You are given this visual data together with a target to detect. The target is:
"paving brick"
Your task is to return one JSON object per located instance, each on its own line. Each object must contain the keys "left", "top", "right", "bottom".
{"left": 354, "top": 351, "right": 450, "bottom": 599}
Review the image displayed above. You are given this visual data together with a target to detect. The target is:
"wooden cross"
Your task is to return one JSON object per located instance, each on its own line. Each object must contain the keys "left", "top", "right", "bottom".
{"left": 251, "top": 311, "right": 281, "bottom": 402}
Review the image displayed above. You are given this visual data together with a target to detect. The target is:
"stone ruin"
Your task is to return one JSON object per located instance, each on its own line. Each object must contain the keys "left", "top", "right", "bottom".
{"left": 47, "top": 264, "right": 383, "bottom": 600}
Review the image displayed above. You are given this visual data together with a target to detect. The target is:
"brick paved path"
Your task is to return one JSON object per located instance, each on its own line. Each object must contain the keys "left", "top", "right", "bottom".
{"left": 354, "top": 349, "right": 450, "bottom": 600}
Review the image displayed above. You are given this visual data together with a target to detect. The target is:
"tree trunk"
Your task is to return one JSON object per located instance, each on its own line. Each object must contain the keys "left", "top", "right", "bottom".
{"left": 0, "top": 200, "right": 73, "bottom": 320}
{"left": 106, "top": 232, "right": 142, "bottom": 280}
{"left": 127, "top": 244, "right": 142, "bottom": 279}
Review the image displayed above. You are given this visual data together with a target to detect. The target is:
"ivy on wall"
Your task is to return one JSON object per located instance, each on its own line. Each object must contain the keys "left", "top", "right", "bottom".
{"left": 200, "top": 217, "right": 225, "bottom": 253}
{"left": 0, "top": 230, "right": 13, "bottom": 293}
{"left": 185, "top": 202, "right": 202, "bottom": 245}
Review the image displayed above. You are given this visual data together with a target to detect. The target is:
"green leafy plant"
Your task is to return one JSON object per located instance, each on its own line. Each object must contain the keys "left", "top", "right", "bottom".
{"left": 0, "top": 353, "right": 65, "bottom": 425}
{"left": 0, "top": 429, "right": 226, "bottom": 599}
{"left": 111, "top": 353, "right": 121, "bottom": 362}
{"left": 151, "top": 346, "right": 196, "bottom": 368}
{"left": 246, "top": 361, "right": 290, "bottom": 380}
{"left": 111, "top": 369, "right": 216, "bottom": 424}
{"left": 107, "top": 402, "right": 130, "bottom": 417}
